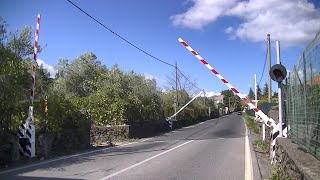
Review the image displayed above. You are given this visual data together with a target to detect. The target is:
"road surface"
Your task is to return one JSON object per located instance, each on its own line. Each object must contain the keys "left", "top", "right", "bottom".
{"left": 0, "top": 113, "right": 252, "bottom": 180}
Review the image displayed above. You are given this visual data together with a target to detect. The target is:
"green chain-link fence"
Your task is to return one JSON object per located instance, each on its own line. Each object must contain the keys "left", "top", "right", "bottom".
{"left": 286, "top": 32, "right": 320, "bottom": 160}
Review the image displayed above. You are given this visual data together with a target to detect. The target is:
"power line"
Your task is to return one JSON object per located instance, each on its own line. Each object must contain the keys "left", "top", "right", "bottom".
{"left": 177, "top": 67, "right": 202, "bottom": 91}
{"left": 258, "top": 46, "right": 268, "bottom": 86}
{"left": 67, "top": 0, "right": 203, "bottom": 92}
{"left": 66, "top": 0, "right": 175, "bottom": 67}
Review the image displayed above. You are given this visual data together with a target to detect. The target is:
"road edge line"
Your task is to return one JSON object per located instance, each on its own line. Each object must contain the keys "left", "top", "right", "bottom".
{"left": 244, "top": 118, "right": 253, "bottom": 180}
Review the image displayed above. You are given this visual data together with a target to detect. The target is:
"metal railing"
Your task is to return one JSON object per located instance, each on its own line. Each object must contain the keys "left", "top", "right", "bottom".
{"left": 286, "top": 32, "right": 320, "bottom": 159}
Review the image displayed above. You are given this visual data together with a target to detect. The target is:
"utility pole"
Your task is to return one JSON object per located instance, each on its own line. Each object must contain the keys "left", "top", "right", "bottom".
{"left": 175, "top": 62, "right": 178, "bottom": 120}
{"left": 267, "top": 34, "right": 272, "bottom": 103}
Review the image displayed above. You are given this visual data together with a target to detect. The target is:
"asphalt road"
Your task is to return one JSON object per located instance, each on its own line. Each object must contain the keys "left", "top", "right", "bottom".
{"left": 0, "top": 113, "right": 251, "bottom": 180}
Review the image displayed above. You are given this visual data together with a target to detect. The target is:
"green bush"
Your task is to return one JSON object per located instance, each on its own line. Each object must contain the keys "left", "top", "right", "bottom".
{"left": 34, "top": 95, "right": 91, "bottom": 133}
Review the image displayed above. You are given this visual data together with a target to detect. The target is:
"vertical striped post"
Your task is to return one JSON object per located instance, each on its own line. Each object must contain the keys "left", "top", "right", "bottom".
{"left": 31, "top": 14, "right": 40, "bottom": 106}
{"left": 18, "top": 14, "right": 40, "bottom": 158}
{"left": 28, "top": 14, "right": 41, "bottom": 158}
{"left": 271, "top": 123, "right": 288, "bottom": 163}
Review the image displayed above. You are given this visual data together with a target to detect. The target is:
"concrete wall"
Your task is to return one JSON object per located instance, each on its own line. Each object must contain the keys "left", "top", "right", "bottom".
{"left": 276, "top": 138, "right": 320, "bottom": 180}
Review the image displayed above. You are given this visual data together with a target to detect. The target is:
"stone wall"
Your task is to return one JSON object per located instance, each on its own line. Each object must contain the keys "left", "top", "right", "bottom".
{"left": 36, "top": 126, "right": 130, "bottom": 157}
{"left": 276, "top": 138, "right": 320, "bottom": 180}
{"left": 128, "top": 119, "right": 201, "bottom": 138}
{"left": 90, "top": 125, "right": 129, "bottom": 145}
{"left": 36, "top": 128, "right": 91, "bottom": 157}
{"left": 129, "top": 121, "right": 170, "bottom": 138}
{"left": 0, "top": 132, "right": 19, "bottom": 164}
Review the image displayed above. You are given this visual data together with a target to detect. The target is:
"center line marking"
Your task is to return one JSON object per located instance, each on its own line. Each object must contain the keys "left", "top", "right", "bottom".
{"left": 99, "top": 140, "right": 194, "bottom": 180}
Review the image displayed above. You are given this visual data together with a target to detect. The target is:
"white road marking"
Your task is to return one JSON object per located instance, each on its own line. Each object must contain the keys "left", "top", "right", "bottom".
{"left": 244, "top": 119, "right": 253, "bottom": 180}
{"left": 199, "top": 122, "right": 204, "bottom": 124}
{"left": 140, "top": 138, "right": 152, "bottom": 142}
{"left": 99, "top": 140, "right": 194, "bottom": 180}
{"left": 0, "top": 140, "right": 144, "bottom": 175}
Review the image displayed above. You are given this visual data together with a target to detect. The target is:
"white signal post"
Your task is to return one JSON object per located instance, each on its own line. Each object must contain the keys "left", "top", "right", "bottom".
{"left": 276, "top": 41, "right": 283, "bottom": 138}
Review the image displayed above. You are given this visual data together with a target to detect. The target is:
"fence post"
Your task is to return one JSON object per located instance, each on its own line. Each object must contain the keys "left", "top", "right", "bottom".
{"left": 303, "top": 53, "right": 310, "bottom": 152}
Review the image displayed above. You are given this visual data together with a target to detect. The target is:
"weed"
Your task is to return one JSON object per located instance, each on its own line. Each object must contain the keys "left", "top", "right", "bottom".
{"left": 243, "top": 114, "right": 259, "bottom": 134}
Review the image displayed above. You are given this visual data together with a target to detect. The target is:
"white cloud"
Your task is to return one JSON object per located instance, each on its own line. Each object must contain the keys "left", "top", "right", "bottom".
{"left": 203, "top": 91, "right": 220, "bottom": 97}
{"left": 144, "top": 73, "right": 166, "bottom": 87}
{"left": 37, "top": 59, "right": 56, "bottom": 78}
{"left": 172, "top": 0, "right": 320, "bottom": 46}
{"left": 171, "top": 0, "right": 237, "bottom": 30}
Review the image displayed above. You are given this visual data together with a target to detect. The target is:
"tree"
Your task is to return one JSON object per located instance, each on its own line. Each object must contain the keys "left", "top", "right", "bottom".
{"left": 55, "top": 52, "right": 107, "bottom": 98}
{"left": 262, "top": 82, "right": 268, "bottom": 100}
{"left": 0, "top": 17, "right": 7, "bottom": 47}
{"left": 165, "top": 67, "right": 198, "bottom": 97}
{"left": 55, "top": 58, "right": 68, "bottom": 79}
{"left": 0, "top": 24, "right": 34, "bottom": 131}
{"left": 257, "top": 84, "right": 262, "bottom": 99}
{"left": 248, "top": 87, "right": 254, "bottom": 100}
{"left": 221, "top": 89, "right": 234, "bottom": 107}
{"left": 6, "top": 26, "right": 34, "bottom": 58}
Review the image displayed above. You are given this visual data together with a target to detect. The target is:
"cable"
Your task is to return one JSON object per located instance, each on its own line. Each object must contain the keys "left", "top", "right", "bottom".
{"left": 177, "top": 67, "right": 202, "bottom": 91}
{"left": 66, "top": 0, "right": 175, "bottom": 67}
{"left": 258, "top": 46, "right": 268, "bottom": 85}
{"left": 67, "top": 0, "right": 204, "bottom": 92}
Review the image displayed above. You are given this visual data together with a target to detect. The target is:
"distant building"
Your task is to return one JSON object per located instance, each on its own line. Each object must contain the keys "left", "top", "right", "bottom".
{"left": 307, "top": 75, "right": 320, "bottom": 85}
{"left": 211, "top": 95, "right": 224, "bottom": 105}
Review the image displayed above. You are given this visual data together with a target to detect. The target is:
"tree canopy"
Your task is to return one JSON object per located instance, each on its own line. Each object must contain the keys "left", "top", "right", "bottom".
{"left": 0, "top": 19, "right": 218, "bottom": 133}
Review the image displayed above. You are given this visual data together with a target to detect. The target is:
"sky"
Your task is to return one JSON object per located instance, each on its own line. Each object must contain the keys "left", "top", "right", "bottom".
{"left": 1, "top": 0, "right": 320, "bottom": 96}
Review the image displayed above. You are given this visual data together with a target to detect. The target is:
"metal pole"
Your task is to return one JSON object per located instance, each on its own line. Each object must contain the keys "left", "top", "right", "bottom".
{"left": 267, "top": 34, "right": 272, "bottom": 103}
{"left": 175, "top": 62, "right": 178, "bottom": 120}
{"left": 276, "top": 41, "right": 283, "bottom": 137}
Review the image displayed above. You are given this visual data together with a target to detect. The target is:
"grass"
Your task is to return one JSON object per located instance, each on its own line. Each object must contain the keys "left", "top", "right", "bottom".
{"left": 243, "top": 114, "right": 259, "bottom": 134}
{"left": 253, "top": 140, "right": 269, "bottom": 152}
{"left": 269, "top": 165, "right": 290, "bottom": 180}
{"left": 270, "top": 166, "right": 281, "bottom": 180}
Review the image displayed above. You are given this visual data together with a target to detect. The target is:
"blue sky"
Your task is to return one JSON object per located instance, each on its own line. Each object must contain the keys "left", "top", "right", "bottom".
{"left": 1, "top": 0, "right": 319, "bottom": 96}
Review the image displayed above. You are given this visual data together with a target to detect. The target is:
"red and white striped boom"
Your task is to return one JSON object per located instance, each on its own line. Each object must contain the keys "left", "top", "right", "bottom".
{"left": 178, "top": 38, "right": 277, "bottom": 129}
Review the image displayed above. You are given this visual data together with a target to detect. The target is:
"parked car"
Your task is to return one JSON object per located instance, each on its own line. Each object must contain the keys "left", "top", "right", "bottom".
{"left": 238, "top": 112, "right": 242, "bottom": 115}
